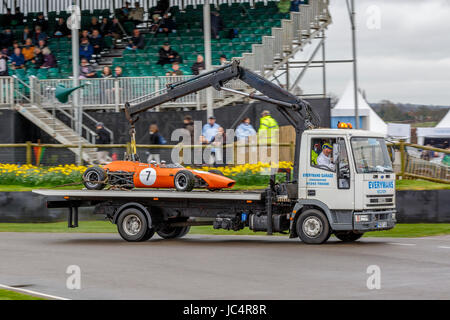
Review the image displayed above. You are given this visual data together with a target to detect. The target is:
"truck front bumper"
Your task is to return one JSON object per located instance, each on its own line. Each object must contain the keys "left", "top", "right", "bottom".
{"left": 353, "top": 209, "right": 396, "bottom": 231}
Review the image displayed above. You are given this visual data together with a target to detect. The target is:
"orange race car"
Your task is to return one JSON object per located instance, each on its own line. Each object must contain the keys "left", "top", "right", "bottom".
{"left": 82, "top": 161, "right": 235, "bottom": 192}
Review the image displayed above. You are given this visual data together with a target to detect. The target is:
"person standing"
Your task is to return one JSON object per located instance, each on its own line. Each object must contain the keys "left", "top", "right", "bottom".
{"left": 147, "top": 124, "right": 165, "bottom": 163}
{"left": 183, "top": 115, "right": 195, "bottom": 145}
{"left": 236, "top": 117, "right": 257, "bottom": 164}
{"left": 258, "top": 110, "right": 279, "bottom": 163}
{"left": 236, "top": 117, "right": 256, "bottom": 142}
{"left": 95, "top": 122, "right": 112, "bottom": 164}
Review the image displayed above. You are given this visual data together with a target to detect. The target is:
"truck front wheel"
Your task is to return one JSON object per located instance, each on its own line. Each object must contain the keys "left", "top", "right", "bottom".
{"left": 296, "top": 209, "right": 331, "bottom": 244}
{"left": 117, "top": 208, "right": 150, "bottom": 242}
{"left": 334, "top": 231, "right": 364, "bottom": 242}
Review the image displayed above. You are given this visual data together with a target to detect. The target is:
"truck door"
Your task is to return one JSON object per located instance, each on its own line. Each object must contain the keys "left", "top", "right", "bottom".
{"left": 305, "top": 136, "right": 354, "bottom": 210}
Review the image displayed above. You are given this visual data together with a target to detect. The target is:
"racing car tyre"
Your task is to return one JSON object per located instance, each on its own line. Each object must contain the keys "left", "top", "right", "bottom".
{"left": 117, "top": 208, "right": 149, "bottom": 242}
{"left": 157, "top": 226, "right": 190, "bottom": 239}
{"left": 174, "top": 170, "right": 195, "bottom": 192}
{"left": 334, "top": 231, "right": 364, "bottom": 242}
{"left": 83, "top": 166, "right": 107, "bottom": 190}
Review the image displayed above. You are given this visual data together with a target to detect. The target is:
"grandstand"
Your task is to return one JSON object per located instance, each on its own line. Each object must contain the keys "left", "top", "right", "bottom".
{"left": 0, "top": 0, "right": 331, "bottom": 164}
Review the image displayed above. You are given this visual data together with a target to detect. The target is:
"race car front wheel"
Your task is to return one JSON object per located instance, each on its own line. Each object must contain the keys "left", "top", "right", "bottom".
{"left": 174, "top": 170, "right": 195, "bottom": 192}
{"left": 83, "top": 166, "right": 107, "bottom": 190}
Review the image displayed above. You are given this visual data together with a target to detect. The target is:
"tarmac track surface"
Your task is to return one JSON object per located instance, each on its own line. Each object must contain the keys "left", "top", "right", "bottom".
{"left": 0, "top": 232, "right": 449, "bottom": 300}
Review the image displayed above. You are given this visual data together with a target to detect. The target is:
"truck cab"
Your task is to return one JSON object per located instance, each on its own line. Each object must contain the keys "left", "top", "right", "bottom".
{"left": 292, "top": 129, "right": 396, "bottom": 242}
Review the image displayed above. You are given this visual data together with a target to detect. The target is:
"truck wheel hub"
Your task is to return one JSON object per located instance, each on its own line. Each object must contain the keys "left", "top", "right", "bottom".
{"left": 303, "top": 217, "right": 322, "bottom": 238}
{"left": 123, "top": 215, "right": 141, "bottom": 235}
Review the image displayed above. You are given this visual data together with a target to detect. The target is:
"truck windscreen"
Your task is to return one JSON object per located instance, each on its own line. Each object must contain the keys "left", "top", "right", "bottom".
{"left": 351, "top": 137, "right": 393, "bottom": 173}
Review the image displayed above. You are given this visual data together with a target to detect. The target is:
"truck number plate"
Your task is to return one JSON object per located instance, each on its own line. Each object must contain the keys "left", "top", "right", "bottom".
{"left": 377, "top": 221, "right": 387, "bottom": 228}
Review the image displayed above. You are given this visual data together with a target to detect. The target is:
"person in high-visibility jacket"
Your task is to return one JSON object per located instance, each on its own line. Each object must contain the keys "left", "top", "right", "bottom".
{"left": 258, "top": 110, "right": 279, "bottom": 145}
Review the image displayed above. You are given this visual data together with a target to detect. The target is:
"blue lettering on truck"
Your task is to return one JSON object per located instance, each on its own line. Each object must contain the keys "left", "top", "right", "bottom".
{"left": 368, "top": 181, "right": 394, "bottom": 189}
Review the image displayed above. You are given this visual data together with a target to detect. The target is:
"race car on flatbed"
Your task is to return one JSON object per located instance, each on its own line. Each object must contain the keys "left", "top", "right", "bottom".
{"left": 83, "top": 161, "right": 235, "bottom": 192}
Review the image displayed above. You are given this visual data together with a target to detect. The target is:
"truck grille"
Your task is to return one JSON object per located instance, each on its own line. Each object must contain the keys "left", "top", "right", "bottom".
{"left": 366, "top": 194, "right": 394, "bottom": 207}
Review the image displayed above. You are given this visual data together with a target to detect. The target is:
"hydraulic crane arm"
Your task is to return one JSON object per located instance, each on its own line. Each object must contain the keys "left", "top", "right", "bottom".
{"left": 123, "top": 60, "right": 321, "bottom": 180}
{"left": 124, "top": 60, "right": 320, "bottom": 128}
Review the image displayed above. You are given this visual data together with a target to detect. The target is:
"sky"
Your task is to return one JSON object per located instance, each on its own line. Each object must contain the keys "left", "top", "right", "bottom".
{"left": 291, "top": 0, "right": 450, "bottom": 105}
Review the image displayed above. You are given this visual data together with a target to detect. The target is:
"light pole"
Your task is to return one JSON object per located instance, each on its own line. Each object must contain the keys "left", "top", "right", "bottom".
{"left": 68, "top": 1, "right": 82, "bottom": 163}
{"left": 347, "top": 0, "right": 359, "bottom": 129}
{"left": 203, "top": 0, "right": 213, "bottom": 118}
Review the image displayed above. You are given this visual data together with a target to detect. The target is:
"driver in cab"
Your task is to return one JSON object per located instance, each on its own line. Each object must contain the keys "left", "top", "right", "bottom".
{"left": 317, "top": 143, "right": 335, "bottom": 171}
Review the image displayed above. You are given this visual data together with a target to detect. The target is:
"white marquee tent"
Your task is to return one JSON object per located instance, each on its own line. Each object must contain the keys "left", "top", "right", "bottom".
{"left": 331, "top": 81, "right": 388, "bottom": 135}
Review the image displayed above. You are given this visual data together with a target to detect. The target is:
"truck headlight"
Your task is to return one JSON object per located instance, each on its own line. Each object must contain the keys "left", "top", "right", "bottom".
{"left": 392, "top": 212, "right": 396, "bottom": 220}
{"left": 355, "top": 214, "right": 370, "bottom": 222}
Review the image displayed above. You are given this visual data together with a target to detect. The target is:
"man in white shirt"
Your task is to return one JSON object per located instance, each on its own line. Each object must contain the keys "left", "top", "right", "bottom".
{"left": 317, "top": 143, "right": 335, "bottom": 171}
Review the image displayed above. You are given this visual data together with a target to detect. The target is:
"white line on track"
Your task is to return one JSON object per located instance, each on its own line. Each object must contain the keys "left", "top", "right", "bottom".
{"left": 0, "top": 284, "right": 70, "bottom": 300}
{"left": 438, "top": 246, "right": 450, "bottom": 249}
{"left": 387, "top": 242, "right": 416, "bottom": 246}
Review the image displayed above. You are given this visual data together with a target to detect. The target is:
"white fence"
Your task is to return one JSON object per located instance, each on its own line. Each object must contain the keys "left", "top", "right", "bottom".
{"left": 3, "top": 74, "right": 248, "bottom": 110}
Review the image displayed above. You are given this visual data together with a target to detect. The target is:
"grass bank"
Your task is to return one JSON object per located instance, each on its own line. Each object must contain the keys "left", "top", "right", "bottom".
{"left": 0, "top": 221, "right": 449, "bottom": 238}
{"left": 0, "top": 289, "right": 45, "bottom": 300}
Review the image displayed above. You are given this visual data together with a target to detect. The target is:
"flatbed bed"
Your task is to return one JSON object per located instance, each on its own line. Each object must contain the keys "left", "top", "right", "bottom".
{"left": 33, "top": 189, "right": 264, "bottom": 201}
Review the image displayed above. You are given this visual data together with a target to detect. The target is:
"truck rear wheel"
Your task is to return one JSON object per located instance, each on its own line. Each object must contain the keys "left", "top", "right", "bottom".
{"left": 174, "top": 170, "right": 195, "bottom": 192}
{"left": 157, "top": 226, "right": 190, "bottom": 239}
{"left": 334, "top": 231, "right": 364, "bottom": 242}
{"left": 296, "top": 209, "right": 331, "bottom": 244}
{"left": 117, "top": 208, "right": 150, "bottom": 242}
{"left": 83, "top": 166, "right": 107, "bottom": 190}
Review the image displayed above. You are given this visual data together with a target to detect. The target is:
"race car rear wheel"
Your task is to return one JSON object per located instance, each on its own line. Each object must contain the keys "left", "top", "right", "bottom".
{"left": 174, "top": 170, "right": 195, "bottom": 192}
{"left": 83, "top": 166, "right": 107, "bottom": 190}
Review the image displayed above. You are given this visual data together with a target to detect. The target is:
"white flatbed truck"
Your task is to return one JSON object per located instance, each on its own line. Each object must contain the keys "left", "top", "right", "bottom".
{"left": 34, "top": 62, "right": 396, "bottom": 244}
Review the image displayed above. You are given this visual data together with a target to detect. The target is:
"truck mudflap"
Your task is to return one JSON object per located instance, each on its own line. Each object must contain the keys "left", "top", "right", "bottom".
{"left": 353, "top": 209, "right": 396, "bottom": 231}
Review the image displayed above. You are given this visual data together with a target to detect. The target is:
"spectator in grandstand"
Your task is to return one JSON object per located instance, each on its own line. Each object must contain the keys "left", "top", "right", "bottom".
{"left": 79, "top": 37, "right": 94, "bottom": 61}
{"left": 165, "top": 62, "right": 183, "bottom": 76}
{"left": 10, "top": 47, "right": 25, "bottom": 69}
{"left": 101, "top": 66, "right": 113, "bottom": 78}
{"left": 100, "top": 17, "right": 112, "bottom": 36}
{"left": 21, "top": 38, "right": 35, "bottom": 62}
{"left": 90, "top": 29, "right": 104, "bottom": 55}
{"left": 159, "top": 13, "right": 176, "bottom": 34}
{"left": 81, "top": 29, "right": 90, "bottom": 40}
{"left": 54, "top": 17, "right": 70, "bottom": 38}
{"left": 191, "top": 55, "right": 205, "bottom": 75}
{"left": 126, "top": 29, "right": 145, "bottom": 50}
{"left": 89, "top": 17, "right": 101, "bottom": 33}
{"left": 219, "top": 54, "right": 228, "bottom": 66}
{"left": 32, "top": 26, "right": 48, "bottom": 46}
{"left": 95, "top": 122, "right": 112, "bottom": 164}
{"left": 12, "top": 7, "right": 24, "bottom": 26}
{"left": 147, "top": 124, "right": 165, "bottom": 163}
{"left": 155, "top": 0, "right": 170, "bottom": 15}
{"left": 210, "top": 11, "right": 224, "bottom": 39}
{"left": 129, "top": 1, "right": 145, "bottom": 25}
{"left": 278, "top": 0, "right": 292, "bottom": 13}
{"left": 290, "top": 0, "right": 303, "bottom": 12}
{"left": 110, "top": 17, "right": 124, "bottom": 39}
{"left": 31, "top": 47, "right": 44, "bottom": 68}
{"left": 157, "top": 42, "right": 180, "bottom": 65}
{"left": 0, "top": 52, "right": 9, "bottom": 76}
{"left": 118, "top": 1, "right": 132, "bottom": 23}
{"left": 0, "top": 28, "right": 15, "bottom": 48}
{"left": 22, "top": 26, "right": 32, "bottom": 43}
{"left": 79, "top": 58, "right": 96, "bottom": 78}
{"left": 201, "top": 116, "right": 220, "bottom": 145}
{"left": 235, "top": 117, "right": 257, "bottom": 142}
{"left": 114, "top": 66, "right": 123, "bottom": 77}
{"left": 41, "top": 47, "right": 57, "bottom": 69}
{"left": 37, "top": 39, "right": 46, "bottom": 50}
{"left": 1, "top": 8, "right": 13, "bottom": 28}
{"left": 34, "top": 13, "right": 49, "bottom": 32}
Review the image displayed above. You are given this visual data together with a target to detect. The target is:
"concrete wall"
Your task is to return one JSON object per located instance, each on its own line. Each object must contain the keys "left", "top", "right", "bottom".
{"left": 0, "top": 189, "right": 449, "bottom": 223}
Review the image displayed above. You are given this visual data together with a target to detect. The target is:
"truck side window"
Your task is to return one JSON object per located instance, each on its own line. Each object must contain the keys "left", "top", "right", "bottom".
{"left": 337, "top": 138, "right": 350, "bottom": 189}
{"left": 311, "top": 138, "right": 336, "bottom": 172}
